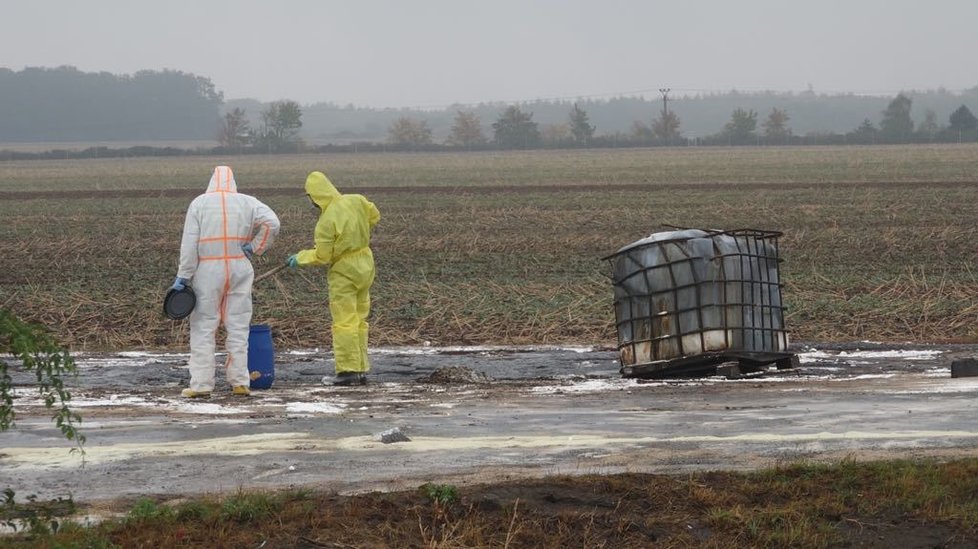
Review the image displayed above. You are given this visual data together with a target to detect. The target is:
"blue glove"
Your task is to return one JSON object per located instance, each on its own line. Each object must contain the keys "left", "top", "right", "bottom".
{"left": 171, "top": 277, "right": 189, "bottom": 291}
{"left": 241, "top": 243, "right": 254, "bottom": 259}
{"left": 287, "top": 255, "right": 299, "bottom": 269}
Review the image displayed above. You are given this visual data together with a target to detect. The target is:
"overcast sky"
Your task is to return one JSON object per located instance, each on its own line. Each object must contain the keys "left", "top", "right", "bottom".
{"left": 3, "top": 0, "right": 976, "bottom": 108}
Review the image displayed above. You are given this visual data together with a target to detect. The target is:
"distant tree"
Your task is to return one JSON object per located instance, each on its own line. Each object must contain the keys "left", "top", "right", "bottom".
{"left": 542, "top": 123, "right": 571, "bottom": 147}
{"left": 948, "top": 105, "right": 978, "bottom": 132}
{"left": 388, "top": 116, "right": 433, "bottom": 148}
{"left": 762, "top": 108, "right": 791, "bottom": 142}
{"left": 916, "top": 109, "right": 939, "bottom": 140}
{"left": 0, "top": 66, "right": 222, "bottom": 141}
{"left": 256, "top": 100, "right": 303, "bottom": 152}
{"left": 492, "top": 105, "right": 541, "bottom": 149}
{"left": 879, "top": 93, "right": 913, "bottom": 142}
{"left": 218, "top": 107, "right": 251, "bottom": 149}
{"left": 568, "top": 103, "right": 595, "bottom": 145}
{"left": 447, "top": 111, "right": 486, "bottom": 148}
{"left": 630, "top": 120, "right": 654, "bottom": 142}
{"left": 849, "top": 118, "right": 879, "bottom": 144}
{"left": 723, "top": 108, "right": 758, "bottom": 144}
{"left": 652, "top": 110, "right": 681, "bottom": 143}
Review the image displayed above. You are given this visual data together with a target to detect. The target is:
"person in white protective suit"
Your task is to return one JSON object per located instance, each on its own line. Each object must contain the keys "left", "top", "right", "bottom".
{"left": 170, "top": 165, "right": 281, "bottom": 398}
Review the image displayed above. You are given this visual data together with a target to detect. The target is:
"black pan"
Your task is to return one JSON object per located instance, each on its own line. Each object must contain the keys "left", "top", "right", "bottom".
{"left": 163, "top": 285, "right": 196, "bottom": 320}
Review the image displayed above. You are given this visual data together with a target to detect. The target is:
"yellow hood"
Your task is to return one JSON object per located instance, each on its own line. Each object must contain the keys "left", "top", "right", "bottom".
{"left": 305, "top": 171, "right": 340, "bottom": 209}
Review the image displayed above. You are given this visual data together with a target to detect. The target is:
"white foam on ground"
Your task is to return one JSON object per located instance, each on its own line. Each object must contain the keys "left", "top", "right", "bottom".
{"left": 173, "top": 402, "right": 253, "bottom": 415}
{"left": 71, "top": 353, "right": 189, "bottom": 370}
{"left": 886, "top": 378, "right": 978, "bottom": 394}
{"left": 531, "top": 379, "right": 637, "bottom": 394}
{"left": 285, "top": 402, "right": 346, "bottom": 415}
{"left": 8, "top": 391, "right": 268, "bottom": 414}
{"left": 60, "top": 345, "right": 602, "bottom": 370}
{"left": 800, "top": 349, "right": 942, "bottom": 363}
{"left": 116, "top": 351, "right": 187, "bottom": 358}
{"left": 371, "top": 345, "right": 599, "bottom": 356}
{"left": 65, "top": 395, "right": 158, "bottom": 407}
{"left": 5, "top": 391, "right": 160, "bottom": 408}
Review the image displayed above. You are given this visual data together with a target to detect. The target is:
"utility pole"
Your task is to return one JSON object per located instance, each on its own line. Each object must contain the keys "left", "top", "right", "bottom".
{"left": 659, "top": 88, "right": 671, "bottom": 145}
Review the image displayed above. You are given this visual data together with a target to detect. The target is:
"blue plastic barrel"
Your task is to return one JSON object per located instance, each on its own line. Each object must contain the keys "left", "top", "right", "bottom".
{"left": 248, "top": 324, "right": 275, "bottom": 389}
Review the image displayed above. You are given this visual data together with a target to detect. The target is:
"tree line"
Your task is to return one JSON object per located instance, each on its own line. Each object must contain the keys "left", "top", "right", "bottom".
{"left": 360, "top": 94, "right": 978, "bottom": 150}
{"left": 287, "top": 87, "right": 978, "bottom": 147}
{"left": 0, "top": 66, "right": 222, "bottom": 141}
{"left": 5, "top": 66, "right": 978, "bottom": 156}
{"left": 212, "top": 89, "right": 978, "bottom": 151}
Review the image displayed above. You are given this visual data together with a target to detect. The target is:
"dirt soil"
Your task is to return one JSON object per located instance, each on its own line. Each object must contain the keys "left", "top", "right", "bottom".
{"left": 3, "top": 342, "right": 978, "bottom": 546}
{"left": 2, "top": 180, "right": 977, "bottom": 201}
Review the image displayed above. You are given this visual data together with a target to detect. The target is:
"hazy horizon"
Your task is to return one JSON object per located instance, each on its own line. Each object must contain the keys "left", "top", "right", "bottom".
{"left": 3, "top": 0, "right": 978, "bottom": 108}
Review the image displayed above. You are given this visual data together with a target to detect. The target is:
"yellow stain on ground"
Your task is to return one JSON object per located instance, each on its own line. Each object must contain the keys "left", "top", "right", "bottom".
{"left": 4, "top": 430, "right": 978, "bottom": 469}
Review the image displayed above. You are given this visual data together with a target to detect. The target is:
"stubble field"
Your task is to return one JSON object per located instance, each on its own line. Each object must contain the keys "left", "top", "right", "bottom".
{"left": 0, "top": 144, "right": 976, "bottom": 351}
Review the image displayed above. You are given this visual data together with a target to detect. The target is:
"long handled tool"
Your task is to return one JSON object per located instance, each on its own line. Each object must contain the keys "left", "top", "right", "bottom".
{"left": 255, "top": 263, "right": 288, "bottom": 283}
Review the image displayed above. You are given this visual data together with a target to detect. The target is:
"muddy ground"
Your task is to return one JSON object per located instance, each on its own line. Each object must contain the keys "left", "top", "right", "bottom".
{"left": 2, "top": 342, "right": 978, "bottom": 508}
{"left": 2, "top": 179, "right": 977, "bottom": 202}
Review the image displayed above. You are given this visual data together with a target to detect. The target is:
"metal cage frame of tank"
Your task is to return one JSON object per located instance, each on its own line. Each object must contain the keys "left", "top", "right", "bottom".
{"left": 605, "top": 227, "right": 796, "bottom": 379}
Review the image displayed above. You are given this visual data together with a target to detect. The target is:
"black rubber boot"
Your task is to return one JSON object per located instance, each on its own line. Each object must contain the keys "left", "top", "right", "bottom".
{"left": 333, "top": 372, "right": 361, "bottom": 386}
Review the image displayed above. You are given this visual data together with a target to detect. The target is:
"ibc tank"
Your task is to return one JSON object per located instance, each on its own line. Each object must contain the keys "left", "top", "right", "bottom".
{"left": 605, "top": 228, "right": 789, "bottom": 371}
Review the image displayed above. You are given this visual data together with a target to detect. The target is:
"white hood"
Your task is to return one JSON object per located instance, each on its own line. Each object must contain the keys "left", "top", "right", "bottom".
{"left": 206, "top": 165, "right": 238, "bottom": 193}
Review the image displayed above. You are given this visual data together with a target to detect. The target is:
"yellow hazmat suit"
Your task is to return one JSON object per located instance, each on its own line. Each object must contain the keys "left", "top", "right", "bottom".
{"left": 294, "top": 171, "right": 380, "bottom": 376}
{"left": 178, "top": 166, "right": 280, "bottom": 394}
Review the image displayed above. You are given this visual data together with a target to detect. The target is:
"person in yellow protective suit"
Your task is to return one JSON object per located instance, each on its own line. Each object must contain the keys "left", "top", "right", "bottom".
{"left": 172, "top": 166, "right": 281, "bottom": 398}
{"left": 288, "top": 171, "right": 380, "bottom": 386}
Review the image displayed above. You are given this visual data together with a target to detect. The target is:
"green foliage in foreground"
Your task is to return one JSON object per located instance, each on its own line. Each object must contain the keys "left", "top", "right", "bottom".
{"left": 0, "top": 309, "right": 84, "bottom": 539}
{"left": 0, "top": 308, "right": 84, "bottom": 445}
{"left": 419, "top": 483, "right": 460, "bottom": 506}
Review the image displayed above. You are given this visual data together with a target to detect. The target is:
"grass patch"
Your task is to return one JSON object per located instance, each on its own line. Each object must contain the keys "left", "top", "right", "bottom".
{"left": 4, "top": 458, "right": 978, "bottom": 547}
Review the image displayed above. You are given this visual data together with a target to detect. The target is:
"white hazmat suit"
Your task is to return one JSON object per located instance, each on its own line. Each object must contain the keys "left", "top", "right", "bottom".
{"left": 176, "top": 166, "right": 280, "bottom": 395}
